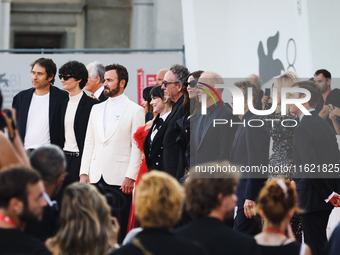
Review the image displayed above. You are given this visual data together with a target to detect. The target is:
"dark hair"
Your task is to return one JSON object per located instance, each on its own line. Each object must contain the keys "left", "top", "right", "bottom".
{"left": 30, "top": 145, "right": 66, "bottom": 183}
{"left": 143, "top": 86, "right": 154, "bottom": 113}
{"left": 185, "top": 177, "right": 238, "bottom": 218}
{"left": 0, "top": 166, "right": 41, "bottom": 208}
{"left": 292, "top": 80, "right": 321, "bottom": 108}
{"left": 150, "top": 85, "right": 164, "bottom": 100}
{"left": 257, "top": 178, "right": 297, "bottom": 224}
{"left": 59, "top": 61, "right": 88, "bottom": 89}
{"left": 234, "top": 80, "right": 260, "bottom": 107}
{"left": 169, "top": 65, "right": 190, "bottom": 115}
{"left": 105, "top": 64, "right": 129, "bottom": 88}
{"left": 31, "top": 58, "right": 57, "bottom": 85}
{"left": 188, "top": 70, "right": 204, "bottom": 81}
{"left": 170, "top": 64, "right": 190, "bottom": 84}
{"left": 314, "top": 69, "right": 331, "bottom": 79}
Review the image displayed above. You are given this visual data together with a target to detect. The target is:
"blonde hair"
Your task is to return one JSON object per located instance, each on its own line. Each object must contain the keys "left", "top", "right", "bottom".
{"left": 135, "top": 171, "right": 184, "bottom": 229}
{"left": 275, "top": 71, "right": 299, "bottom": 90}
{"left": 50, "top": 183, "right": 114, "bottom": 255}
{"left": 257, "top": 178, "right": 297, "bottom": 224}
{"left": 274, "top": 71, "right": 299, "bottom": 114}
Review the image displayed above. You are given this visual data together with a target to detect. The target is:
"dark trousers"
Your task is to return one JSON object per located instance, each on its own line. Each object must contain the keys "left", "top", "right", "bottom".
{"left": 64, "top": 152, "right": 81, "bottom": 185}
{"left": 300, "top": 210, "right": 332, "bottom": 255}
{"left": 234, "top": 205, "right": 262, "bottom": 236}
{"left": 55, "top": 152, "right": 81, "bottom": 207}
{"left": 95, "top": 177, "right": 132, "bottom": 244}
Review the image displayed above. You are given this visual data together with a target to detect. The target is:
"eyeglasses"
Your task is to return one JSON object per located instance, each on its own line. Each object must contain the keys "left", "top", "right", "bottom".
{"left": 58, "top": 75, "right": 74, "bottom": 81}
{"left": 161, "top": 81, "right": 180, "bottom": 88}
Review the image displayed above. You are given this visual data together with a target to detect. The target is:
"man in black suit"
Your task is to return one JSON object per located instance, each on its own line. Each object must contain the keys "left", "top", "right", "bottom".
{"left": 314, "top": 69, "right": 340, "bottom": 130}
{"left": 175, "top": 169, "right": 260, "bottom": 255}
{"left": 291, "top": 80, "right": 340, "bottom": 255}
{"left": 12, "top": 58, "right": 68, "bottom": 150}
{"left": 25, "top": 145, "right": 66, "bottom": 242}
{"left": 161, "top": 64, "right": 189, "bottom": 179}
{"left": 59, "top": 60, "right": 98, "bottom": 185}
{"left": 231, "top": 80, "right": 268, "bottom": 236}
{"left": 85, "top": 61, "right": 107, "bottom": 102}
{"left": 190, "top": 72, "right": 237, "bottom": 166}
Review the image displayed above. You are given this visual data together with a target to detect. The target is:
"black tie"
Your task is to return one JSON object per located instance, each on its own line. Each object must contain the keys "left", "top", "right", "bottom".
{"left": 155, "top": 118, "right": 164, "bottom": 130}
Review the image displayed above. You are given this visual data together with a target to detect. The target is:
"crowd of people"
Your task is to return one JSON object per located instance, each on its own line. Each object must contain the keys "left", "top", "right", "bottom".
{"left": 0, "top": 57, "right": 340, "bottom": 255}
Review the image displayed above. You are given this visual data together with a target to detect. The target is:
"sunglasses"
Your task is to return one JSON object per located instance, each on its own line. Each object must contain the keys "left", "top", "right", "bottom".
{"left": 161, "top": 81, "right": 180, "bottom": 88}
{"left": 58, "top": 75, "right": 74, "bottom": 81}
{"left": 187, "top": 80, "right": 198, "bottom": 88}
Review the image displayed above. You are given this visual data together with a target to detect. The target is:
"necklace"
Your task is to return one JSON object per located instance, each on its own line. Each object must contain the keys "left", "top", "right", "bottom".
{"left": 0, "top": 214, "right": 19, "bottom": 228}
{"left": 263, "top": 227, "right": 286, "bottom": 236}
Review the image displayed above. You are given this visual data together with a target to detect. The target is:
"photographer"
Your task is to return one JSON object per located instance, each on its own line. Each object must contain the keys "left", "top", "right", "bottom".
{"left": 0, "top": 89, "right": 30, "bottom": 169}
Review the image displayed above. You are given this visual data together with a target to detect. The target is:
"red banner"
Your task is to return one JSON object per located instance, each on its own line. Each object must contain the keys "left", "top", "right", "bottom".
{"left": 137, "top": 68, "right": 145, "bottom": 106}
{"left": 146, "top": 75, "right": 157, "bottom": 87}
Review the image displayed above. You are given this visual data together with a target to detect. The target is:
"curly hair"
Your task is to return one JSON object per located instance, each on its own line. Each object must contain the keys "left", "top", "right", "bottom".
{"left": 50, "top": 183, "right": 115, "bottom": 255}
{"left": 257, "top": 178, "right": 297, "bottom": 224}
{"left": 185, "top": 176, "right": 238, "bottom": 218}
{"left": 135, "top": 171, "right": 184, "bottom": 229}
{"left": 59, "top": 61, "right": 88, "bottom": 89}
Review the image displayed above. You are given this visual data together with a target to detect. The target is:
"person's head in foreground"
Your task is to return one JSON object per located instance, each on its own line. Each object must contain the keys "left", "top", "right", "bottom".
{"left": 135, "top": 171, "right": 184, "bottom": 229}
{"left": 48, "top": 183, "right": 117, "bottom": 255}
{"left": 255, "top": 178, "right": 311, "bottom": 254}
{"left": 0, "top": 166, "right": 47, "bottom": 227}
{"left": 184, "top": 172, "right": 238, "bottom": 221}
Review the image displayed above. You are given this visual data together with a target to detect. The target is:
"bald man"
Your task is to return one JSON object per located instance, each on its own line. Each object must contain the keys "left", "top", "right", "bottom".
{"left": 156, "top": 68, "right": 169, "bottom": 85}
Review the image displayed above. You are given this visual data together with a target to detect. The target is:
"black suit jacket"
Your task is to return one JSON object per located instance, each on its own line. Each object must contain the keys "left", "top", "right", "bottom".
{"left": 111, "top": 228, "right": 207, "bottom": 255}
{"left": 293, "top": 110, "right": 340, "bottom": 213}
{"left": 232, "top": 112, "right": 270, "bottom": 206}
{"left": 12, "top": 86, "right": 69, "bottom": 148}
{"left": 98, "top": 90, "right": 108, "bottom": 102}
{"left": 60, "top": 92, "right": 98, "bottom": 155}
{"left": 175, "top": 217, "right": 260, "bottom": 255}
{"left": 144, "top": 114, "right": 166, "bottom": 171}
{"left": 190, "top": 102, "right": 237, "bottom": 166}
{"left": 162, "top": 95, "right": 186, "bottom": 177}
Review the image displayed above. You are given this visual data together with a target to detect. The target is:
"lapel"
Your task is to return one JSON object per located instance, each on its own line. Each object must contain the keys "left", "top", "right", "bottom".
{"left": 74, "top": 93, "right": 86, "bottom": 126}
{"left": 22, "top": 88, "right": 35, "bottom": 133}
{"left": 162, "top": 95, "right": 183, "bottom": 129}
{"left": 197, "top": 103, "right": 224, "bottom": 149}
{"left": 104, "top": 96, "right": 129, "bottom": 142}
{"left": 49, "top": 86, "right": 58, "bottom": 128}
{"left": 151, "top": 114, "right": 167, "bottom": 148}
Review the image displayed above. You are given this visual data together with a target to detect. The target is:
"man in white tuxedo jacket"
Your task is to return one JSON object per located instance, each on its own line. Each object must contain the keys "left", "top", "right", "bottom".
{"left": 79, "top": 63, "right": 144, "bottom": 243}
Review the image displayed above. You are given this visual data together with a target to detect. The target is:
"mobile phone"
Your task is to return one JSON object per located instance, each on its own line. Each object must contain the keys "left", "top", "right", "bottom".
{"left": 265, "top": 88, "right": 271, "bottom": 97}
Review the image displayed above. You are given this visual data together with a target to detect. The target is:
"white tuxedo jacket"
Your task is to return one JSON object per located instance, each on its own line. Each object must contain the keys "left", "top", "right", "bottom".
{"left": 79, "top": 96, "right": 144, "bottom": 185}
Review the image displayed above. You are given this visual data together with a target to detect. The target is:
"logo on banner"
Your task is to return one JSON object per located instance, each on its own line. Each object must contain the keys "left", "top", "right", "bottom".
{"left": 201, "top": 85, "right": 311, "bottom": 117}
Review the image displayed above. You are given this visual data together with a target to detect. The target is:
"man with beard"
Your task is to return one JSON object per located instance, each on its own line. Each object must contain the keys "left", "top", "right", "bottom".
{"left": 0, "top": 166, "right": 50, "bottom": 254}
{"left": 314, "top": 69, "right": 340, "bottom": 130}
{"left": 25, "top": 145, "right": 67, "bottom": 242}
{"left": 175, "top": 168, "right": 260, "bottom": 255}
{"left": 79, "top": 64, "right": 144, "bottom": 243}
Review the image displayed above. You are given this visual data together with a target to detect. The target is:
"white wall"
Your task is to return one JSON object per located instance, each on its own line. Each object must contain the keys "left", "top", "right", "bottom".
{"left": 182, "top": 0, "right": 340, "bottom": 84}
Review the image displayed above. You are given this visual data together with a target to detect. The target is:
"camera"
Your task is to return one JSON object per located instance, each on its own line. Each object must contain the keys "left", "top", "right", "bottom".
{"left": 0, "top": 109, "right": 13, "bottom": 130}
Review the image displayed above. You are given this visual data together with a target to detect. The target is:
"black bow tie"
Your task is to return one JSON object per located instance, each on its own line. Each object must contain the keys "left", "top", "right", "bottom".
{"left": 154, "top": 118, "right": 164, "bottom": 130}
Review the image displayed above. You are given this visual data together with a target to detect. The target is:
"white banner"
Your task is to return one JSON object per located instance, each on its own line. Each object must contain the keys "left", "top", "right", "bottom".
{"left": 0, "top": 52, "right": 183, "bottom": 108}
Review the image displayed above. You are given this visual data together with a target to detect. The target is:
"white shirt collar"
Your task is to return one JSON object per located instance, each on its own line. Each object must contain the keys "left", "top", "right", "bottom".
{"left": 69, "top": 91, "right": 82, "bottom": 102}
{"left": 160, "top": 110, "right": 171, "bottom": 121}
{"left": 94, "top": 86, "right": 104, "bottom": 98}
{"left": 107, "top": 93, "right": 126, "bottom": 104}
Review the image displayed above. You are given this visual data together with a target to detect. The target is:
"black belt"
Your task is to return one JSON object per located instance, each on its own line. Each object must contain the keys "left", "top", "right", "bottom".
{"left": 64, "top": 151, "right": 80, "bottom": 157}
